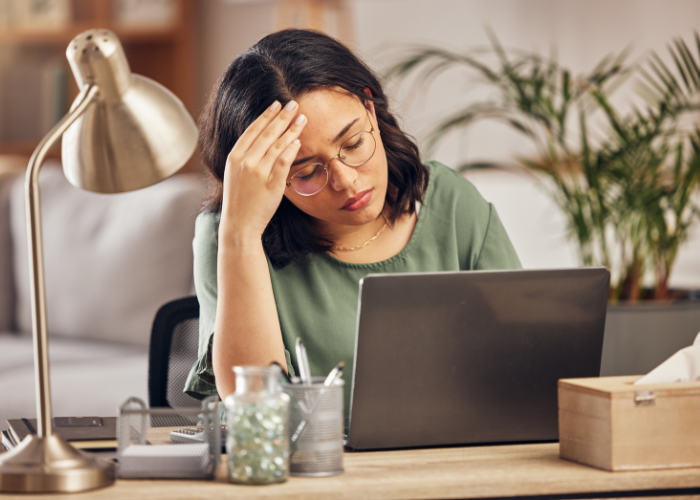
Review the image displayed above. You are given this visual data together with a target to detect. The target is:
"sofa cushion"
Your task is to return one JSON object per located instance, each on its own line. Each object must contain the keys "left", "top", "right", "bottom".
{"left": 10, "top": 162, "right": 202, "bottom": 346}
{"left": 0, "top": 332, "right": 148, "bottom": 425}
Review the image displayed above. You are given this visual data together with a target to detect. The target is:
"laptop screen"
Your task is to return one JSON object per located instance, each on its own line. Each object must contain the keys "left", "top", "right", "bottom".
{"left": 346, "top": 267, "right": 609, "bottom": 451}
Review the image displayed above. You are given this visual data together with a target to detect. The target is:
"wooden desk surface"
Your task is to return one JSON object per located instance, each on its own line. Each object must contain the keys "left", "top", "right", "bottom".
{"left": 3, "top": 442, "right": 700, "bottom": 500}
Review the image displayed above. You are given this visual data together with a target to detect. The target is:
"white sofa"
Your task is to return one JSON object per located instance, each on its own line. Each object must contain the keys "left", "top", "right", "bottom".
{"left": 0, "top": 161, "right": 203, "bottom": 426}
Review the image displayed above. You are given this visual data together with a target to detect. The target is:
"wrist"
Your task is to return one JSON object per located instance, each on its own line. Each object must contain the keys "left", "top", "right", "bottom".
{"left": 218, "top": 214, "right": 265, "bottom": 245}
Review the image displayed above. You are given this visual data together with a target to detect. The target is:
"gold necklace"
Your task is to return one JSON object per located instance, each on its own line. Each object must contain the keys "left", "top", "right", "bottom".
{"left": 336, "top": 217, "right": 388, "bottom": 252}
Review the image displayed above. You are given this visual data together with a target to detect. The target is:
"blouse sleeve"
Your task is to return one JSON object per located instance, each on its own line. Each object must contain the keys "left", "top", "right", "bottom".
{"left": 184, "top": 212, "right": 220, "bottom": 399}
{"left": 474, "top": 203, "right": 522, "bottom": 270}
{"left": 431, "top": 162, "right": 522, "bottom": 272}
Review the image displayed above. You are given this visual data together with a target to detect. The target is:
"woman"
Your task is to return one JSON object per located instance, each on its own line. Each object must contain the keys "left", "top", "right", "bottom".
{"left": 184, "top": 29, "right": 521, "bottom": 417}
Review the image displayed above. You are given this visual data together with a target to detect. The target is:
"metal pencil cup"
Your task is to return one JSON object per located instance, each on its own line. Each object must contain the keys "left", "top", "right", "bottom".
{"left": 117, "top": 396, "right": 220, "bottom": 479}
{"left": 283, "top": 377, "right": 344, "bottom": 477}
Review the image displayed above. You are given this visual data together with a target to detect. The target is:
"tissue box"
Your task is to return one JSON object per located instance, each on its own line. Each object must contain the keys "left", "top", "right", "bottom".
{"left": 559, "top": 375, "right": 700, "bottom": 471}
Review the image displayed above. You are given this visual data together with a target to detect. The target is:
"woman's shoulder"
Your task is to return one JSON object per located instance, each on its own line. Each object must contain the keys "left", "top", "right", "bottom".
{"left": 423, "top": 160, "right": 489, "bottom": 212}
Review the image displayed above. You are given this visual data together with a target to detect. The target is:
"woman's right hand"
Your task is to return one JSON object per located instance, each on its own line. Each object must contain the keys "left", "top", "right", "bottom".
{"left": 220, "top": 100, "right": 307, "bottom": 239}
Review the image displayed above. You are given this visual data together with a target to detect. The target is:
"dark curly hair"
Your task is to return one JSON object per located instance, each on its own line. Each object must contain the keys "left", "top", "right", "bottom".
{"left": 198, "top": 29, "right": 429, "bottom": 268}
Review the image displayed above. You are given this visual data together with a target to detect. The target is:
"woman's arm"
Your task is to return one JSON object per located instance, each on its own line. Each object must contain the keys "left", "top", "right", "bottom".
{"left": 213, "top": 100, "right": 306, "bottom": 399}
{"left": 213, "top": 234, "right": 286, "bottom": 398}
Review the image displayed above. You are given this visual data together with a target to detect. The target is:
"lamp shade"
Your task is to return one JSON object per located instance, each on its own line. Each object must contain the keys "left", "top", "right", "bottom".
{"left": 61, "top": 29, "right": 197, "bottom": 193}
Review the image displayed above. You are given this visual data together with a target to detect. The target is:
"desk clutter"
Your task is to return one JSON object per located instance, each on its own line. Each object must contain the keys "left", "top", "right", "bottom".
{"left": 110, "top": 338, "right": 346, "bottom": 484}
{"left": 114, "top": 340, "right": 345, "bottom": 484}
{"left": 117, "top": 396, "right": 221, "bottom": 479}
{"left": 223, "top": 341, "right": 345, "bottom": 483}
{"left": 1, "top": 344, "right": 345, "bottom": 485}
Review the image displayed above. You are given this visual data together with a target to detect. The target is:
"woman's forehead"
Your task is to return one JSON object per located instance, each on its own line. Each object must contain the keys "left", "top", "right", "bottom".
{"left": 297, "top": 89, "right": 363, "bottom": 119}
{"left": 297, "top": 89, "right": 365, "bottom": 143}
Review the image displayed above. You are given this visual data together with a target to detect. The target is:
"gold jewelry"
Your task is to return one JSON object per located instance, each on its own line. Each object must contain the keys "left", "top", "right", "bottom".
{"left": 336, "top": 217, "right": 388, "bottom": 252}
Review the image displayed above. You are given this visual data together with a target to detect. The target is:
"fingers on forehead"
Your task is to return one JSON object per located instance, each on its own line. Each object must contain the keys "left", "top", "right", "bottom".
{"left": 235, "top": 105, "right": 280, "bottom": 149}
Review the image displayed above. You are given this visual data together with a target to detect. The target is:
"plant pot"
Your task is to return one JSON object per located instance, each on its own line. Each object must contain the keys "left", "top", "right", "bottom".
{"left": 600, "top": 298, "right": 700, "bottom": 376}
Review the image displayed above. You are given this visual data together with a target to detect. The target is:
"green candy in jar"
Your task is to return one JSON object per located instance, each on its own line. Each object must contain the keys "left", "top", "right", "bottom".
{"left": 225, "top": 365, "right": 290, "bottom": 484}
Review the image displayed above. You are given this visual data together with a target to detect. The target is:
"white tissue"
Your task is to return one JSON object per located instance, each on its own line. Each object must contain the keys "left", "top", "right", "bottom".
{"left": 634, "top": 332, "right": 700, "bottom": 385}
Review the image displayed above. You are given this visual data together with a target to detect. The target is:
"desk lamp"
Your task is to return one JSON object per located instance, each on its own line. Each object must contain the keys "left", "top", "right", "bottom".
{"left": 0, "top": 29, "right": 197, "bottom": 493}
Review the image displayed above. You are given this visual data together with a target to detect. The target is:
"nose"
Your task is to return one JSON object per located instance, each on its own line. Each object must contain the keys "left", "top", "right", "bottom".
{"left": 328, "top": 159, "right": 358, "bottom": 192}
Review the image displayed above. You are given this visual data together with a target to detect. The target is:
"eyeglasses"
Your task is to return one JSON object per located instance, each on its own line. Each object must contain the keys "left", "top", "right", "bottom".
{"left": 286, "top": 109, "right": 377, "bottom": 196}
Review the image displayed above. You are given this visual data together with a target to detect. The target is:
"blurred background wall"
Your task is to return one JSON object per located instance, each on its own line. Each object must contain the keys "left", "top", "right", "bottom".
{"left": 2, "top": 0, "right": 699, "bottom": 171}
{"left": 1, "top": 0, "right": 699, "bottom": 274}
{"left": 197, "top": 0, "right": 700, "bottom": 169}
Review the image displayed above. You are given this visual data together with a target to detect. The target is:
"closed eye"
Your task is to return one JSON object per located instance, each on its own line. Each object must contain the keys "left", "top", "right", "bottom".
{"left": 295, "top": 164, "right": 322, "bottom": 180}
{"left": 343, "top": 135, "right": 365, "bottom": 151}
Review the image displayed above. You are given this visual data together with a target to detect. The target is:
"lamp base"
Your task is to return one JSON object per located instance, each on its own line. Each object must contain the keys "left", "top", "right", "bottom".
{"left": 0, "top": 433, "right": 115, "bottom": 493}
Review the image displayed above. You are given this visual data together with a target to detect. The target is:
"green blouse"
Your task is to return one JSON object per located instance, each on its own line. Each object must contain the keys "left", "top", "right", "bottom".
{"left": 184, "top": 161, "right": 522, "bottom": 418}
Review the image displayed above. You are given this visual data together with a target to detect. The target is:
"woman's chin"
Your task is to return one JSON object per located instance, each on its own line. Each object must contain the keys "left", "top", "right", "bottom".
{"left": 353, "top": 198, "right": 385, "bottom": 224}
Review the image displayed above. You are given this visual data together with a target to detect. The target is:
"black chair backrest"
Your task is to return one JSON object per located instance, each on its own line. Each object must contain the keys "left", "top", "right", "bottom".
{"left": 148, "top": 296, "right": 203, "bottom": 409}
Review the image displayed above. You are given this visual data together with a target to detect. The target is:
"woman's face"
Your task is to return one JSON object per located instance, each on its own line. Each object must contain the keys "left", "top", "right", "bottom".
{"left": 284, "top": 88, "right": 388, "bottom": 235}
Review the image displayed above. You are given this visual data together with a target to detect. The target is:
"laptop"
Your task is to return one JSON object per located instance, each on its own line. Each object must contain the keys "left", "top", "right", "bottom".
{"left": 345, "top": 267, "right": 609, "bottom": 451}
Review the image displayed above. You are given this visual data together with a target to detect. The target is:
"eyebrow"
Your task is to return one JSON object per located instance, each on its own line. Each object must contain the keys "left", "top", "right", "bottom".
{"left": 291, "top": 117, "right": 361, "bottom": 167}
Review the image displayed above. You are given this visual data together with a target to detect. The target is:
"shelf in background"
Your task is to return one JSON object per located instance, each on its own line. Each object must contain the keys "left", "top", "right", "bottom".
{"left": 0, "top": 141, "right": 45, "bottom": 156}
{"left": 0, "top": 24, "right": 184, "bottom": 45}
{"left": 0, "top": 0, "right": 196, "bottom": 171}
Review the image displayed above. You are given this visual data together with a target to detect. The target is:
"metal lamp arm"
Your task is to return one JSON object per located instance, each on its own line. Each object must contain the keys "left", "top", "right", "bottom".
{"left": 25, "top": 83, "right": 99, "bottom": 438}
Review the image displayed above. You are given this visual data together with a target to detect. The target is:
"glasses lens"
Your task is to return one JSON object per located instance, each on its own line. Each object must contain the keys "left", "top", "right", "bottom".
{"left": 291, "top": 164, "right": 328, "bottom": 195}
{"left": 339, "top": 131, "right": 376, "bottom": 167}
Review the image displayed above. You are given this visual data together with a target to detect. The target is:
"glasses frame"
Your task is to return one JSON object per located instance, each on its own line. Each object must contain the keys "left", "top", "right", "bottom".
{"left": 286, "top": 108, "right": 377, "bottom": 197}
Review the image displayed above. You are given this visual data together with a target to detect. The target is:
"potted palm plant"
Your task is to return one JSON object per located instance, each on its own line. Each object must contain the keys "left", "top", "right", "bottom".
{"left": 388, "top": 33, "right": 700, "bottom": 375}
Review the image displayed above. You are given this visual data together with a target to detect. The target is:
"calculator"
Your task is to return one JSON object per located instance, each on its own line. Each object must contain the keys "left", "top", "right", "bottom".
{"left": 169, "top": 425, "right": 227, "bottom": 450}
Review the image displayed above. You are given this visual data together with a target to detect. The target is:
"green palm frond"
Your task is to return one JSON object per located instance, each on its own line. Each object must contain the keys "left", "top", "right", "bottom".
{"left": 422, "top": 103, "right": 540, "bottom": 154}
{"left": 387, "top": 32, "right": 700, "bottom": 300}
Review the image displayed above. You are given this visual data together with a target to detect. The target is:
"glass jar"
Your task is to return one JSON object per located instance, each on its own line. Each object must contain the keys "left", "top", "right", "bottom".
{"left": 225, "top": 365, "right": 290, "bottom": 484}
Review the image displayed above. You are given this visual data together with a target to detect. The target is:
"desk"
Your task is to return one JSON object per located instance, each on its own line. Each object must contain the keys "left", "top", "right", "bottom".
{"left": 3, "top": 442, "right": 700, "bottom": 499}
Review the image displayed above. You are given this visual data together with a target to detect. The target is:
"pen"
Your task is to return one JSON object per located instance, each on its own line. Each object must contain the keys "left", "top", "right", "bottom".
{"left": 300, "top": 343, "right": 311, "bottom": 386}
{"left": 323, "top": 362, "right": 344, "bottom": 387}
{"left": 295, "top": 338, "right": 311, "bottom": 385}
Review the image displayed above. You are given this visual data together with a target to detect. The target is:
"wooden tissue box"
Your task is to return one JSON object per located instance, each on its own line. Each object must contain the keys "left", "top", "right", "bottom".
{"left": 558, "top": 375, "right": 700, "bottom": 471}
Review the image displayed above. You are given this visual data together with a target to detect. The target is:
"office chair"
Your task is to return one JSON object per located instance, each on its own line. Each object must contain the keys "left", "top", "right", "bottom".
{"left": 148, "top": 295, "right": 202, "bottom": 409}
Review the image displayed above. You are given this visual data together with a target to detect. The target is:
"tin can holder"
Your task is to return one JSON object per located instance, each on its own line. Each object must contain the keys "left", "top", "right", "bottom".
{"left": 283, "top": 377, "right": 344, "bottom": 477}
{"left": 117, "top": 396, "right": 220, "bottom": 479}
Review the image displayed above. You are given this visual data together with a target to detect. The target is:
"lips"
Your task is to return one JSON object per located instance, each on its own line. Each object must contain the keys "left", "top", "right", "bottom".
{"left": 342, "top": 189, "right": 373, "bottom": 211}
